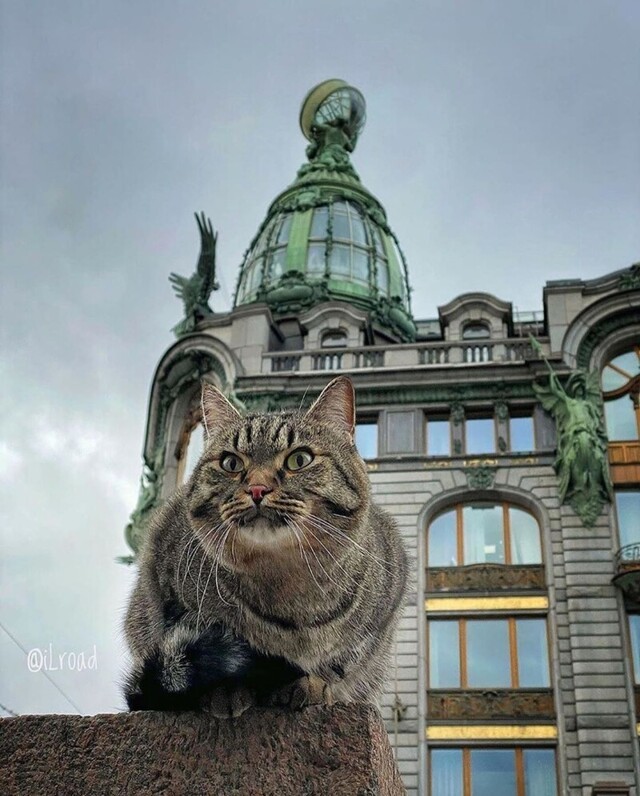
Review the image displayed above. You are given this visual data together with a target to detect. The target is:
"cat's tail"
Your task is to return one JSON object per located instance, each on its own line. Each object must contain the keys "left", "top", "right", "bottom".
{"left": 124, "top": 622, "right": 253, "bottom": 711}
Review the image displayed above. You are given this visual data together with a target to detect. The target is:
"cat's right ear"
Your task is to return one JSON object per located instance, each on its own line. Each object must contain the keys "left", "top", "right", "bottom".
{"left": 200, "top": 382, "right": 241, "bottom": 439}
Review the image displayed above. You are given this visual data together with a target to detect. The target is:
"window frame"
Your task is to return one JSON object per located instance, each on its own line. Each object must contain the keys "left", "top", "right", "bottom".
{"left": 429, "top": 746, "right": 558, "bottom": 796}
{"left": 427, "top": 503, "right": 543, "bottom": 568}
{"left": 427, "top": 615, "right": 552, "bottom": 689}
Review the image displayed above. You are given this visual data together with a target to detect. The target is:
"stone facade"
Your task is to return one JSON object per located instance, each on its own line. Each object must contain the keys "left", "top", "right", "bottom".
{"left": 126, "top": 259, "right": 639, "bottom": 794}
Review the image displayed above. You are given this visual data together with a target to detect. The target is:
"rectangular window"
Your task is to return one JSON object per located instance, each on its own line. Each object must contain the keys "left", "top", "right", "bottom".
{"left": 427, "top": 418, "right": 451, "bottom": 456}
{"left": 429, "top": 748, "right": 557, "bottom": 796}
{"left": 630, "top": 615, "right": 640, "bottom": 685}
{"left": 508, "top": 507, "right": 542, "bottom": 564}
{"left": 355, "top": 422, "right": 378, "bottom": 459}
{"left": 428, "top": 618, "right": 549, "bottom": 688}
{"left": 465, "top": 417, "right": 495, "bottom": 454}
{"left": 615, "top": 490, "right": 640, "bottom": 548}
{"left": 510, "top": 415, "right": 535, "bottom": 452}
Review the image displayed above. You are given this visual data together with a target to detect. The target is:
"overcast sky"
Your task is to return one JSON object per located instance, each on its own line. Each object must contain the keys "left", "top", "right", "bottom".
{"left": 1, "top": 1, "right": 639, "bottom": 717}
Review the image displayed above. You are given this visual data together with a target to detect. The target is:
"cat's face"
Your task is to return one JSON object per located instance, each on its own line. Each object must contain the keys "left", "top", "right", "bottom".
{"left": 186, "top": 377, "right": 370, "bottom": 569}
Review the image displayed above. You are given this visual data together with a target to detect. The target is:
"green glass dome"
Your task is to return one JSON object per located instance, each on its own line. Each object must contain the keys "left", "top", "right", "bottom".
{"left": 233, "top": 80, "right": 416, "bottom": 342}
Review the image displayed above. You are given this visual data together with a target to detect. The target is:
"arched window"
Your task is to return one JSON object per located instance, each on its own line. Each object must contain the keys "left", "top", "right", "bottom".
{"left": 427, "top": 503, "right": 542, "bottom": 567}
{"left": 601, "top": 346, "right": 640, "bottom": 441}
{"left": 176, "top": 407, "right": 206, "bottom": 484}
{"left": 320, "top": 329, "right": 348, "bottom": 348}
{"left": 462, "top": 322, "right": 491, "bottom": 340}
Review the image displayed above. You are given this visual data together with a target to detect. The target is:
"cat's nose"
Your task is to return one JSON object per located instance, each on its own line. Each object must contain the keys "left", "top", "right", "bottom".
{"left": 246, "top": 484, "right": 272, "bottom": 503}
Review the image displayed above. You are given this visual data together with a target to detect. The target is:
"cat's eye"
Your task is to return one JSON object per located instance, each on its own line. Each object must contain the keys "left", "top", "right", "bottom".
{"left": 220, "top": 453, "right": 244, "bottom": 473}
{"left": 286, "top": 449, "right": 314, "bottom": 471}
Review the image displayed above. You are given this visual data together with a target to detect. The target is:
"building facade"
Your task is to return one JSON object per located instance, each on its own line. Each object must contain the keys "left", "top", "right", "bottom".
{"left": 125, "top": 81, "right": 640, "bottom": 795}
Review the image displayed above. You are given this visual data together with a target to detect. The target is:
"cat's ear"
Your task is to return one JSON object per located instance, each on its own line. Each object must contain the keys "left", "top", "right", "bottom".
{"left": 305, "top": 376, "right": 356, "bottom": 439}
{"left": 200, "top": 382, "right": 241, "bottom": 439}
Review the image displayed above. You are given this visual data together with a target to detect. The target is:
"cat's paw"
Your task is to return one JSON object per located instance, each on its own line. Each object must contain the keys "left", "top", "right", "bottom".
{"left": 206, "top": 684, "right": 255, "bottom": 718}
{"left": 273, "top": 674, "right": 334, "bottom": 710}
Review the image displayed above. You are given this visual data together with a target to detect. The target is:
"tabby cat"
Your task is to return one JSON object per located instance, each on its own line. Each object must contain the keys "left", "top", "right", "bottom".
{"left": 124, "top": 376, "right": 408, "bottom": 716}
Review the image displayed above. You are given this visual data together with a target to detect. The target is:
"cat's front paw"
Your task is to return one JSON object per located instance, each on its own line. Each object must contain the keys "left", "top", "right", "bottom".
{"left": 205, "top": 684, "right": 255, "bottom": 718}
{"left": 273, "top": 674, "right": 334, "bottom": 710}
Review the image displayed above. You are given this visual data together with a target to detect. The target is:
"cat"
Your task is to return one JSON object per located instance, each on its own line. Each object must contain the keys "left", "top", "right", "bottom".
{"left": 124, "top": 375, "right": 408, "bottom": 716}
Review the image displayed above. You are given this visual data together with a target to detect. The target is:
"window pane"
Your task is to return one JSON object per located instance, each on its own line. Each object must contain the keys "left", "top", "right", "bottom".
{"left": 466, "top": 418, "right": 495, "bottom": 454}
{"left": 321, "top": 330, "right": 347, "bottom": 349}
{"left": 310, "top": 207, "right": 329, "bottom": 238}
{"left": 630, "top": 615, "right": 640, "bottom": 685}
{"left": 355, "top": 423, "right": 378, "bottom": 459}
{"left": 276, "top": 213, "right": 292, "bottom": 244}
{"left": 182, "top": 424, "right": 205, "bottom": 483}
{"left": 352, "top": 249, "right": 369, "bottom": 282}
{"left": 615, "top": 491, "right": 640, "bottom": 547}
{"left": 429, "top": 622, "right": 460, "bottom": 687}
{"left": 463, "top": 323, "right": 490, "bottom": 340}
{"left": 463, "top": 505, "right": 504, "bottom": 564}
{"left": 605, "top": 395, "right": 638, "bottom": 440}
{"left": 428, "top": 510, "right": 457, "bottom": 566}
{"left": 509, "top": 508, "right": 541, "bottom": 564}
{"left": 350, "top": 209, "right": 367, "bottom": 245}
{"left": 516, "top": 619, "right": 550, "bottom": 687}
{"left": 467, "top": 620, "right": 510, "bottom": 687}
{"left": 376, "top": 258, "right": 389, "bottom": 294}
{"left": 511, "top": 416, "right": 534, "bottom": 452}
{"left": 330, "top": 243, "right": 350, "bottom": 275}
{"left": 431, "top": 749, "right": 463, "bottom": 796}
{"left": 428, "top": 419, "right": 450, "bottom": 456}
{"left": 269, "top": 248, "right": 286, "bottom": 281}
{"left": 471, "top": 749, "right": 516, "bottom": 796}
{"left": 307, "top": 242, "right": 326, "bottom": 274}
{"left": 332, "top": 210, "right": 350, "bottom": 240}
{"left": 602, "top": 351, "right": 638, "bottom": 390}
{"left": 523, "top": 750, "right": 557, "bottom": 796}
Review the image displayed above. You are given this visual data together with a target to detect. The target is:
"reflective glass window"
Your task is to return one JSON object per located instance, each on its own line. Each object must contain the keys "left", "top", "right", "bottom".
{"left": 376, "top": 258, "right": 389, "bottom": 294}
{"left": 332, "top": 209, "right": 350, "bottom": 240}
{"left": 466, "top": 620, "right": 511, "bottom": 687}
{"left": 431, "top": 749, "right": 463, "bottom": 796}
{"left": 330, "top": 244, "right": 351, "bottom": 275}
{"left": 466, "top": 418, "right": 495, "bottom": 454}
{"left": 352, "top": 249, "right": 369, "bottom": 282}
{"left": 427, "top": 418, "right": 451, "bottom": 456}
{"left": 307, "top": 243, "right": 325, "bottom": 274}
{"left": 276, "top": 213, "right": 292, "bottom": 245}
{"left": 428, "top": 510, "right": 458, "bottom": 566}
{"left": 629, "top": 615, "right": 640, "bottom": 685}
{"left": 615, "top": 490, "right": 640, "bottom": 548}
{"left": 509, "top": 507, "right": 542, "bottom": 564}
{"left": 463, "top": 323, "right": 491, "bottom": 340}
{"left": 310, "top": 207, "right": 329, "bottom": 238}
{"left": 355, "top": 422, "right": 378, "bottom": 459}
{"left": 516, "top": 619, "right": 550, "bottom": 687}
{"left": 471, "top": 750, "right": 516, "bottom": 796}
{"left": 510, "top": 415, "right": 535, "bottom": 452}
{"left": 604, "top": 396, "right": 637, "bottom": 441}
{"left": 523, "top": 749, "right": 557, "bottom": 796}
{"left": 602, "top": 347, "right": 640, "bottom": 440}
{"left": 429, "top": 621, "right": 460, "bottom": 687}
{"left": 350, "top": 211, "right": 367, "bottom": 246}
{"left": 463, "top": 505, "right": 504, "bottom": 564}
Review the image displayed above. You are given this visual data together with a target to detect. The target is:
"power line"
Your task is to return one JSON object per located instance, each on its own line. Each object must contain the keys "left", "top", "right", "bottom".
{"left": 0, "top": 701, "right": 18, "bottom": 717}
{"left": 0, "top": 619, "right": 82, "bottom": 715}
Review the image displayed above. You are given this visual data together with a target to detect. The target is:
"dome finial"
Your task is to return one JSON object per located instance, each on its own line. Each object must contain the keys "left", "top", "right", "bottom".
{"left": 299, "top": 79, "right": 366, "bottom": 167}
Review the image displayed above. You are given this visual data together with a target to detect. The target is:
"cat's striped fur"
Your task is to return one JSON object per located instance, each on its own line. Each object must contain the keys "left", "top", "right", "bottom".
{"left": 124, "top": 376, "right": 408, "bottom": 715}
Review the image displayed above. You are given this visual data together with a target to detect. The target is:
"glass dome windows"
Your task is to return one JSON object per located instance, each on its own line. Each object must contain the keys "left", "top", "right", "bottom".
{"left": 310, "top": 206, "right": 329, "bottom": 238}
{"left": 308, "top": 200, "right": 372, "bottom": 287}
{"left": 237, "top": 218, "right": 278, "bottom": 302}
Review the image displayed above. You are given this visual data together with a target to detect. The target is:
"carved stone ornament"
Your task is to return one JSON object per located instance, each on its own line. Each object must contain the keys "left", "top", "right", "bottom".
{"left": 618, "top": 262, "right": 640, "bottom": 291}
{"left": 428, "top": 689, "right": 555, "bottom": 721}
{"left": 426, "top": 564, "right": 546, "bottom": 593}
{"left": 464, "top": 465, "right": 497, "bottom": 489}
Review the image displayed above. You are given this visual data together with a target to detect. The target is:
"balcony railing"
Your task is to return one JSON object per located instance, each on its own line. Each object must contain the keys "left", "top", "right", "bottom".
{"left": 263, "top": 338, "right": 550, "bottom": 374}
{"left": 613, "top": 542, "right": 640, "bottom": 604}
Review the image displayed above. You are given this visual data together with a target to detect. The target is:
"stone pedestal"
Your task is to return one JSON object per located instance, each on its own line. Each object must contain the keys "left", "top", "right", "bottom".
{"left": 0, "top": 703, "right": 405, "bottom": 795}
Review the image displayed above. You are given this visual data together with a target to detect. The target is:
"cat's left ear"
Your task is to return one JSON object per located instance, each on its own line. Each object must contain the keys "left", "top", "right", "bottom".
{"left": 201, "top": 382, "right": 241, "bottom": 438}
{"left": 305, "top": 376, "right": 356, "bottom": 440}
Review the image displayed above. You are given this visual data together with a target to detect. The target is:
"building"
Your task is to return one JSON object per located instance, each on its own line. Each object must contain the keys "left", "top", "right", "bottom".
{"left": 124, "top": 80, "right": 640, "bottom": 795}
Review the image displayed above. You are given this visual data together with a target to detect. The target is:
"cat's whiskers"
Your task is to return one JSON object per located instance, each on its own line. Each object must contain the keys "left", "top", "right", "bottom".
{"left": 307, "top": 514, "right": 396, "bottom": 576}
{"left": 297, "top": 520, "right": 359, "bottom": 595}
{"left": 198, "top": 520, "right": 236, "bottom": 623}
{"left": 184, "top": 520, "right": 228, "bottom": 604}
{"left": 284, "top": 517, "right": 326, "bottom": 594}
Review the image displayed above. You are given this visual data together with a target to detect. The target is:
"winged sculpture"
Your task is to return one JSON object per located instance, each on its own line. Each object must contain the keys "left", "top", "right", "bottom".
{"left": 531, "top": 337, "right": 612, "bottom": 526}
{"left": 170, "top": 212, "right": 220, "bottom": 336}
